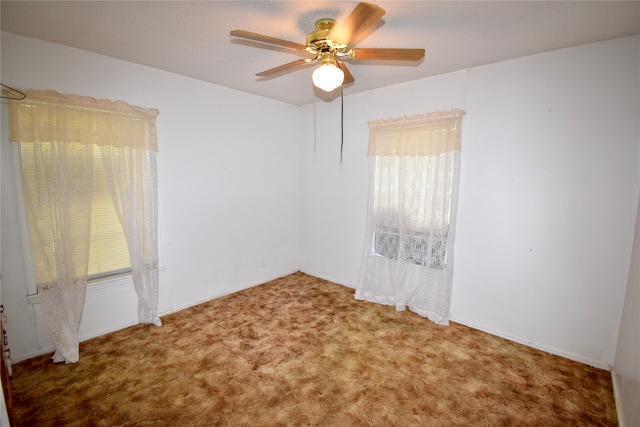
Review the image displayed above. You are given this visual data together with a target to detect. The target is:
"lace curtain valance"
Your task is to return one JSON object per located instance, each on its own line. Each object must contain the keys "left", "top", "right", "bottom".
{"left": 368, "top": 110, "right": 464, "bottom": 157}
{"left": 8, "top": 89, "right": 159, "bottom": 151}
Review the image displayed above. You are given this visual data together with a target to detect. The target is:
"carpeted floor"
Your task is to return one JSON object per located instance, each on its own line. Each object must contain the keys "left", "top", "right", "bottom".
{"left": 9, "top": 272, "right": 617, "bottom": 426}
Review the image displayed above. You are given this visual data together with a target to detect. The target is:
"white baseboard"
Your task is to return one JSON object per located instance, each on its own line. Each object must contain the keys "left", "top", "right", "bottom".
{"left": 11, "top": 347, "right": 54, "bottom": 364}
{"left": 14, "top": 271, "right": 611, "bottom": 376}
{"left": 11, "top": 318, "right": 141, "bottom": 363}
{"left": 159, "top": 269, "right": 301, "bottom": 316}
{"left": 611, "top": 369, "right": 626, "bottom": 427}
{"left": 12, "top": 270, "right": 300, "bottom": 364}
{"left": 298, "top": 269, "right": 355, "bottom": 289}
{"left": 300, "top": 271, "right": 610, "bottom": 370}
{"left": 449, "top": 314, "right": 610, "bottom": 370}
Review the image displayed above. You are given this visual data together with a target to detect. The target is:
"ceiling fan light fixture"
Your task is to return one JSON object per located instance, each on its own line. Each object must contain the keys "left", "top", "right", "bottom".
{"left": 312, "top": 62, "right": 344, "bottom": 92}
{"left": 231, "top": 2, "right": 425, "bottom": 95}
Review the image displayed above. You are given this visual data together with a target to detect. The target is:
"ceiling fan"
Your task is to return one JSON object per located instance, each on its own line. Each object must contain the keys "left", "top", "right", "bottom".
{"left": 230, "top": 2, "right": 425, "bottom": 92}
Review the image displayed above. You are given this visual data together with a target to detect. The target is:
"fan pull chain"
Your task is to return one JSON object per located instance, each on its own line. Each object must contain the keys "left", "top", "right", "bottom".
{"left": 340, "top": 86, "right": 344, "bottom": 163}
{"left": 313, "top": 85, "right": 317, "bottom": 153}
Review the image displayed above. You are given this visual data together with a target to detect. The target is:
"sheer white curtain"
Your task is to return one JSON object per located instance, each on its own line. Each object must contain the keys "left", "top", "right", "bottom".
{"left": 9, "top": 90, "right": 160, "bottom": 362}
{"left": 17, "top": 141, "right": 94, "bottom": 363}
{"left": 101, "top": 146, "right": 161, "bottom": 326}
{"left": 356, "top": 110, "right": 464, "bottom": 325}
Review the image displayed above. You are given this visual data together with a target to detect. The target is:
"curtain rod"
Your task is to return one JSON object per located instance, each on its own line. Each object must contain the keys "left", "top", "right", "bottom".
{"left": 1, "top": 83, "right": 26, "bottom": 100}
{"left": 368, "top": 109, "right": 465, "bottom": 128}
{"left": 15, "top": 97, "right": 158, "bottom": 120}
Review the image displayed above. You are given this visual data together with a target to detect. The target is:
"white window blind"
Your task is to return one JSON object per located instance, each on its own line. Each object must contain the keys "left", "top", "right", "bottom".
{"left": 88, "top": 144, "right": 131, "bottom": 278}
{"left": 19, "top": 142, "right": 131, "bottom": 281}
{"left": 373, "top": 154, "right": 453, "bottom": 231}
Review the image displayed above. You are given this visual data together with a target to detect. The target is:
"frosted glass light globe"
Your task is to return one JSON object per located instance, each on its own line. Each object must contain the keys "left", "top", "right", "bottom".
{"left": 312, "top": 63, "right": 345, "bottom": 92}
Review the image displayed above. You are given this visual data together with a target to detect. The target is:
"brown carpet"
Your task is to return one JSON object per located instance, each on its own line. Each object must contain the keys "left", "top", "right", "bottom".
{"left": 8, "top": 272, "right": 617, "bottom": 426}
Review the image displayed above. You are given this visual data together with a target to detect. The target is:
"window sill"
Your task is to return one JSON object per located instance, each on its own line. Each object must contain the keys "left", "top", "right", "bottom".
{"left": 25, "top": 268, "right": 164, "bottom": 305}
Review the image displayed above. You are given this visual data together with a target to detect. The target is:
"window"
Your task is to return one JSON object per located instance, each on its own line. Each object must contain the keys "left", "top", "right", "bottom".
{"left": 9, "top": 89, "right": 161, "bottom": 363}
{"left": 371, "top": 153, "right": 454, "bottom": 269}
{"left": 17, "top": 143, "right": 131, "bottom": 285}
{"left": 356, "top": 110, "right": 464, "bottom": 325}
{"left": 87, "top": 144, "right": 131, "bottom": 279}
{"left": 373, "top": 227, "right": 447, "bottom": 269}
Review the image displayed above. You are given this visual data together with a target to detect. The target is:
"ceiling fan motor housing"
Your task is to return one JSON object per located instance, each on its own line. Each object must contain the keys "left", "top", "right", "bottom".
{"left": 306, "top": 19, "right": 345, "bottom": 54}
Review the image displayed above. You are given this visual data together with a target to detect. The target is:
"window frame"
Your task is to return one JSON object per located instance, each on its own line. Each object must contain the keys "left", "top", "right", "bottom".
{"left": 12, "top": 143, "right": 37, "bottom": 296}
{"left": 372, "top": 226, "right": 448, "bottom": 269}
{"left": 11, "top": 143, "right": 163, "bottom": 297}
{"left": 369, "top": 153, "right": 456, "bottom": 270}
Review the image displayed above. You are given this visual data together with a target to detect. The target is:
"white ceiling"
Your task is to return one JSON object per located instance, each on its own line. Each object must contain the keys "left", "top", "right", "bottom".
{"left": 1, "top": 1, "right": 639, "bottom": 106}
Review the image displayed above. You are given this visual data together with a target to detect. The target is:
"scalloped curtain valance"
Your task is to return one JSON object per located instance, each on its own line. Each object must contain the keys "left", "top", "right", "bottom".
{"left": 8, "top": 89, "right": 159, "bottom": 151}
{"left": 368, "top": 109, "right": 465, "bottom": 157}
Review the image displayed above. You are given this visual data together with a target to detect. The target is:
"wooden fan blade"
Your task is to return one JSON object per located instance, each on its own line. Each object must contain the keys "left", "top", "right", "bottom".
{"left": 230, "top": 30, "right": 307, "bottom": 51}
{"left": 350, "top": 48, "right": 425, "bottom": 61}
{"left": 256, "top": 58, "right": 315, "bottom": 77}
{"left": 329, "top": 2, "right": 385, "bottom": 46}
{"left": 337, "top": 61, "right": 355, "bottom": 84}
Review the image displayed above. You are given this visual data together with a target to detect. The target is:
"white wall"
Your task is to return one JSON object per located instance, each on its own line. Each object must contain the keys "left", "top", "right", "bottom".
{"left": 300, "top": 35, "right": 640, "bottom": 368}
{"left": 614, "top": 191, "right": 640, "bottom": 426}
{"left": 1, "top": 31, "right": 638, "bottom": 373}
{"left": 1, "top": 32, "right": 302, "bottom": 362}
